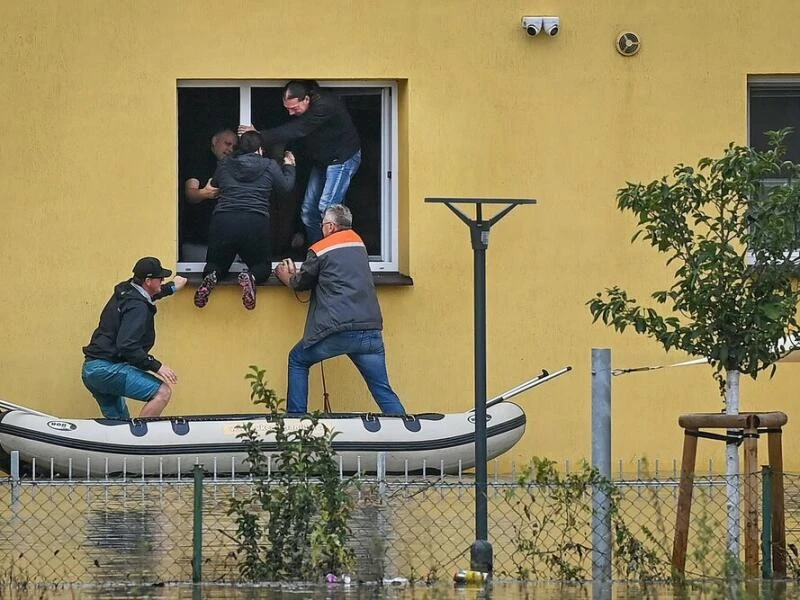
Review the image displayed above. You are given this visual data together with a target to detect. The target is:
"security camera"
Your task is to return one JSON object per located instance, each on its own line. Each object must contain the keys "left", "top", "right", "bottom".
{"left": 542, "top": 16, "right": 560, "bottom": 36}
{"left": 521, "top": 16, "right": 543, "bottom": 37}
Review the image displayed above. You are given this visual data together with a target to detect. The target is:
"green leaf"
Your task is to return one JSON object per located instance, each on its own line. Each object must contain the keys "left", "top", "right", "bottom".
{"left": 759, "top": 303, "right": 783, "bottom": 321}
{"left": 587, "top": 132, "right": 800, "bottom": 390}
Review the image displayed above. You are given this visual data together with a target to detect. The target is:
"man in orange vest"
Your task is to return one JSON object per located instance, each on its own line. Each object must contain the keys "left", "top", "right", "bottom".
{"left": 274, "top": 204, "right": 405, "bottom": 414}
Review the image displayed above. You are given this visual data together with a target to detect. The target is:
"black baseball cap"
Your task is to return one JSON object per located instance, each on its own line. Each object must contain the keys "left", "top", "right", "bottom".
{"left": 132, "top": 257, "right": 172, "bottom": 280}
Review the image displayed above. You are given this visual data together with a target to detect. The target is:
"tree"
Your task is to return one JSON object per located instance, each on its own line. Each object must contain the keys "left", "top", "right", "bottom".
{"left": 587, "top": 129, "right": 800, "bottom": 562}
{"left": 228, "top": 366, "right": 354, "bottom": 581}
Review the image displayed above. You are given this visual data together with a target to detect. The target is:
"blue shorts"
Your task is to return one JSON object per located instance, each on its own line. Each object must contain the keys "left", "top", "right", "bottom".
{"left": 82, "top": 359, "right": 162, "bottom": 420}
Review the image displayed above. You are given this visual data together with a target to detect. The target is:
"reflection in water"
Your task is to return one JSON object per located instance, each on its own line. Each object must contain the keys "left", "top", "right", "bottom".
{"left": 6, "top": 481, "right": 800, "bottom": 599}
{"left": 18, "top": 582, "right": 800, "bottom": 600}
{"left": 350, "top": 496, "right": 387, "bottom": 583}
{"left": 84, "top": 505, "right": 159, "bottom": 583}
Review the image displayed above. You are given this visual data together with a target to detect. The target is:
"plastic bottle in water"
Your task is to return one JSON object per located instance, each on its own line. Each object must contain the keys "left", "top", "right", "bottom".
{"left": 453, "top": 569, "right": 489, "bottom": 585}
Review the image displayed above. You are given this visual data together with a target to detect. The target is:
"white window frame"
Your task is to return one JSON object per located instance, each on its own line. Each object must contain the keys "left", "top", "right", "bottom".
{"left": 176, "top": 79, "right": 399, "bottom": 273}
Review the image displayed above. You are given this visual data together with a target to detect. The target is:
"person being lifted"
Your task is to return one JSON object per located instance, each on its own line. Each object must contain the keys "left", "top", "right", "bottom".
{"left": 274, "top": 204, "right": 405, "bottom": 414}
{"left": 194, "top": 131, "right": 296, "bottom": 310}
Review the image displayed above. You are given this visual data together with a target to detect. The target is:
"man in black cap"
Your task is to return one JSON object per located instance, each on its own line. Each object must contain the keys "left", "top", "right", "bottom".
{"left": 82, "top": 257, "right": 187, "bottom": 419}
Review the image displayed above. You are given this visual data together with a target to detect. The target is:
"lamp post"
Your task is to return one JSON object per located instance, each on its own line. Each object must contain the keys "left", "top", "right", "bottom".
{"left": 425, "top": 197, "right": 536, "bottom": 572}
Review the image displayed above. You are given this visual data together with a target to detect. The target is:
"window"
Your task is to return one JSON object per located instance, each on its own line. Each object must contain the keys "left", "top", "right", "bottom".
{"left": 177, "top": 80, "right": 399, "bottom": 274}
{"left": 748, "top": 77, "right": 800, "bottom": 254}
{"left": 749, "top": 77, "right": 800, "bottom": 163}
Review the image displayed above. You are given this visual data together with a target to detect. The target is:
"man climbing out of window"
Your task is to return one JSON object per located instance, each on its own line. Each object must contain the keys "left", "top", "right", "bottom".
{"left": 239, "top": 80, "right": 361, "bottom": 248}
{"left": 274, "top": 204, "right": 405, "bottom": 414}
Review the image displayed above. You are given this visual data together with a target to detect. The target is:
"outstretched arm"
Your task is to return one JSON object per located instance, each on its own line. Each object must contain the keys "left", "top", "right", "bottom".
{"left": 275, "top": 252, "right": 319, "bottom": 291}
{"left": 152, "top": 276, "right": 187, "bottom": 301}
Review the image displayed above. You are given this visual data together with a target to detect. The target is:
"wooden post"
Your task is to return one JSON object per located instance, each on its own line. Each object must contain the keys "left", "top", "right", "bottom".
{"left": 673, "top": 411, "right": 787, "bottom": 578}
{"left": 768, "top": 429, "right": 787, "bottom": 578}
{"left": 742, "top": 417, "right": 759, "bottom": 576}
{"left": 672, "top": 428, "right": 698, "bottom": 575}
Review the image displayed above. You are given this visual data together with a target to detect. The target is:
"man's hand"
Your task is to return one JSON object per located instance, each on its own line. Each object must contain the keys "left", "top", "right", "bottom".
{"left": 185, "top": 178, "right": 219, "bottom": 203}
{"left": 274, "top": 259, "right": 296, "bottom": 286}
{"left": 238, "top": 124, "right": 256, "bottom": 135}
{"left": 157, "top": 365, "right": 178, "bottom": 385}
{"left": 172, "top": 276, "right": 188, "bottom": 292}
{"left": 200, "top": 178, "right": 219, "bottom": 198}
{"left": 283, "top": 151, "right": 296, "bottom": 167}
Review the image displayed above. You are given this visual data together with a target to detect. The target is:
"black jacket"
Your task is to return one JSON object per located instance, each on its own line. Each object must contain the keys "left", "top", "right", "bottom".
{"left": 261, "top": 91, "right": 360, "bottom": 166}
{"left": 212, "top": 153, "right": 295, "bottom": 217}
{"left": 83, "top": 280, "right": 175, "bottom": 372}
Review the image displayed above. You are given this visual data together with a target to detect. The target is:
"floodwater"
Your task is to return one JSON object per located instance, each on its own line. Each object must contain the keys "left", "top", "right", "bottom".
{"left": 4, "top": 478, "right": 800, "bottom": 598}
{"left": 7, "top": 581, "right": 800, "bottom": 599}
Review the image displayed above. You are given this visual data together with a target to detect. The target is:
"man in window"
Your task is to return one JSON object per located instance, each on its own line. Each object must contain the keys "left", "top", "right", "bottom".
{"left": 181, "top": 128, "right": 237, "bottom": 261}
{"left": 82, "top": 257, "right": 187, "bottom": 419}
{"left": 240, "top": 80, "right": 361, "bottom": 248}
{"left": 274, "top": 204, "right": 405, "bottom": 414}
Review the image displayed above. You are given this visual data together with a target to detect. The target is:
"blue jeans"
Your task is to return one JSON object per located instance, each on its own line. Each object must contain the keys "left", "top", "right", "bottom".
{"left": 82, "top": 359, "right": 162, "bottom": 419}
{"left": 301, "top": 150, "right": 362, "bottom": 245}
{"left": 287, "top": 329, "right": 405, "bottom": 414}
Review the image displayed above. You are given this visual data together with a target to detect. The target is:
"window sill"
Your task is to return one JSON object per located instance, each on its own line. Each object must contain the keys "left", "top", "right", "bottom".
{"left": 745, "top": 250, "right": 800, "bottom": 265}
{"left": 178, "top": 271, "right": 414, "bottom": 287}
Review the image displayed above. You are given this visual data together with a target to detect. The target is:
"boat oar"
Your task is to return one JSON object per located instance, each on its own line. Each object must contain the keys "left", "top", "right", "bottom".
{"left": 483, "top": 365, "right": 572, "bottom": 410}
{"left": 0, "top": 398, "right": 58, "bottom": 418}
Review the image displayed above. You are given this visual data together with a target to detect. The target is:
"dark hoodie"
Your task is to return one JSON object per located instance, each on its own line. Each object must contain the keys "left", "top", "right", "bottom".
{"left": 83, "top": 280, "right": 175, "bottom": 372}
{"left": 260, "top": 90, "right": 360, "bottom": 166}
{"left": 211, "top": 153, "right": 295, "bottom": 217}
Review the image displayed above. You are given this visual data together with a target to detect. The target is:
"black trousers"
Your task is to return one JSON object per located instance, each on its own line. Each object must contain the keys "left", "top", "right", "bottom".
{"left": 204, "top": 211, "right": 271, "bottom": 283}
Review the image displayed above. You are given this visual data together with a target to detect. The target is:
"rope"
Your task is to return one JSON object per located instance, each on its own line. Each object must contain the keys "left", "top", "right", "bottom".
{"left": 321, "top": 360, "right": 331, "bottom": 413}
{"left": 612, "top": 337, "right": 800, "bottom": 375}
{"left": 277, "top": 258, "right": 328, "bottom": 410}
{"left": 293, "top": 289, "right": 311, "bottom": 304}
{"left": 612, "top": 358, "right": 708, "bottom": 377}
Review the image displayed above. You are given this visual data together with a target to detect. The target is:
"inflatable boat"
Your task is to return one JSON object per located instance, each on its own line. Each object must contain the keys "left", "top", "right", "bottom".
{"left": 0, "top": 367, "right": 570, "bottom": 477}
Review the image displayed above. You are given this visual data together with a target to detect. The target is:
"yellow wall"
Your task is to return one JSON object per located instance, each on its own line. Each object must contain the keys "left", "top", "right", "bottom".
{"left": 3, "top": 0, "right": 800, "bottom": 473}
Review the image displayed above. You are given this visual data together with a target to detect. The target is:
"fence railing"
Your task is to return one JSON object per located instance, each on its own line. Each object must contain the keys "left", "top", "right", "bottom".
{"left": 3, "top": 461, "right": 800, "bottom": 585}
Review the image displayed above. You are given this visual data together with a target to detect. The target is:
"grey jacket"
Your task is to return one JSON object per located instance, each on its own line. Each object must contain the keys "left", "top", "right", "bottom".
{"left": 290, "top": 229, "right": 381, "bottom": 347}
{"left": 212, "top": 152, "right": 295, "bottom": 217}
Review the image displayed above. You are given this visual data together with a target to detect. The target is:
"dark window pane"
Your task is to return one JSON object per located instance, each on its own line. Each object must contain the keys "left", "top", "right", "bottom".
{"left": 251, "top": 87, "right": 308, "bottom": 262}
{"left": 177, "top": 87, "right": 239, "bottom": 262}
{"left": 341, "top": 91, "right": 383, "bottom": 257}
{"left": 749, "top": 83, "right": 800, "bottom": 250}
{"left": 750, "top": 87, "right": 800, "bottom": 162}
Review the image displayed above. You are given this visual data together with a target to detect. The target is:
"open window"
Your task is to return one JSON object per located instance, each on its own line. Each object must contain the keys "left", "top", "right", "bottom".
{"left": 177, "top": 80, "right": 399, "bottom": 274}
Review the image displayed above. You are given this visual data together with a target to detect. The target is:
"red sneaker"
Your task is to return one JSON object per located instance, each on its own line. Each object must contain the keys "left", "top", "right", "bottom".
{"left": 193, "top": 272, "right": 217, "bottom": 308}
{"left": 238, "top": 271, "right": 256, "bottom": 310}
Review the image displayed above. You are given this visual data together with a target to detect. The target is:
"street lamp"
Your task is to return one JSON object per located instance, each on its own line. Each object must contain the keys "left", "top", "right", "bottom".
{"left": 425, "top": 197, "right": 536, "bottom": 572}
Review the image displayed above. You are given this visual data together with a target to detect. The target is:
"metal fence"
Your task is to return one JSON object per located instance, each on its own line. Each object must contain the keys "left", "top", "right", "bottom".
{"left": 2, "top": 463, "right": 799, "bottom": 585}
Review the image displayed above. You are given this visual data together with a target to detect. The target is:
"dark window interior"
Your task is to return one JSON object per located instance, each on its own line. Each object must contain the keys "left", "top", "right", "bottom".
{"left": 177, "top": 88, "right": 239, "bottom": 262}
{"left": 750, "top": 87, "right": 800, "bottom": 162}
{"left": 178, "top": 86, "right": 383, "bottom": 265}
{"left": 749, "top": 83, "right": 800, "bottom": 247}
